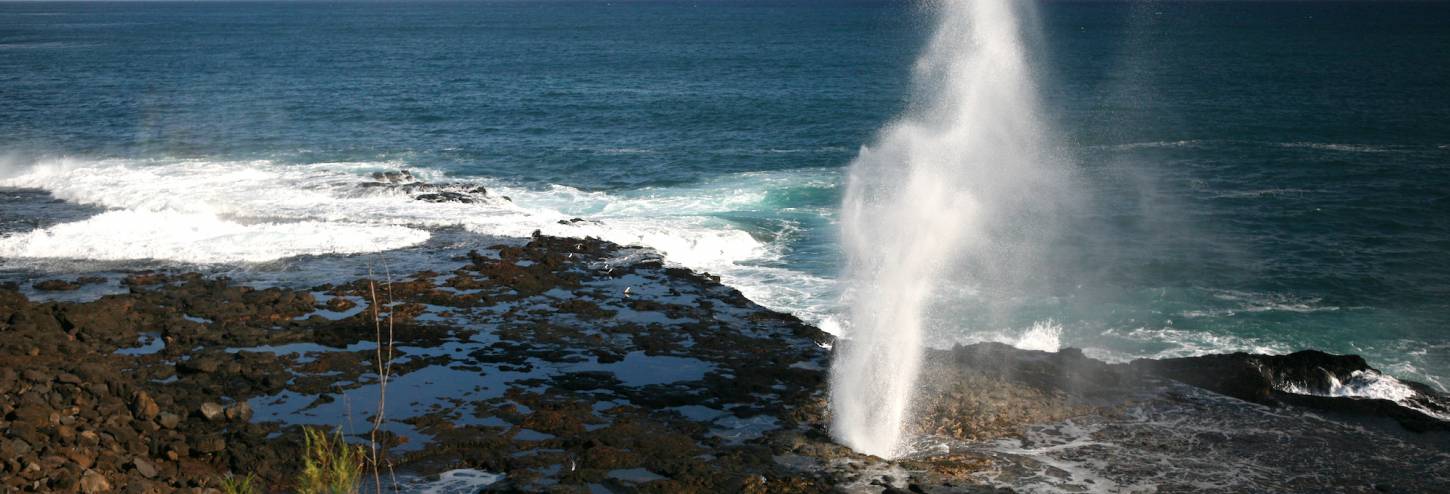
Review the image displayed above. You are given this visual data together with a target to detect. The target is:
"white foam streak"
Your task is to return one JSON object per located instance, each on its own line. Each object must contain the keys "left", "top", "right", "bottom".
{"left": 1086, "top": 327, "right": 1292, "bottom": 363}
{"left": 0, "top": 210, "right": 427, "bottom": 264}
{"left": 1278, "top": 142, "right": 1392, "bottom": 153}
{"left": 405, "top": 469, "right": 501, "bottom": 494}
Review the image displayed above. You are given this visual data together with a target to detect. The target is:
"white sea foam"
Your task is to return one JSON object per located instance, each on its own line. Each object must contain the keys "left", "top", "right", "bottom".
{"left": 1277, "top": 142, "right": 1393, "bottom": 153}
{"left": 1278, "top": 370, "right": 1414, "bottom": 402}
{"left": 0, "top": 41, "right": 95, "bottom": 50}
{"left": 404, "top": 469, "right": 501, "bottom": 494}
{"left": 939, "top": 320, "right": 1063, "bottom": 353}
{"left": 0, "top": 157, "right": 838, "bottom": 323}
{"left": 1082, "top": 325, "right": 1449, "bottom": 420}
{"left": 1097, "top": 139, "right": 1204, "bottom": 151}
{"left": 1207, "top": 188, "right": 1316, "bottom": 200}
{"left": 1010, "top": 321, "right": 1063, "bottom": 353}
{"left": 1096, "top": 140, "right": 1417, "bottom": 154}
{"left": 0, "top": 210, "right": 428, "bottom": 264}
{"left": 1198, "top": 289, "right": 1341, "bottom": 315}
{"left": 1276, "top": 369, "right": 1450, "bottom": 422}
{"left": 1383, "top": 344, "right": 1449, "bottom": 393}
{"left": 968, "top": 381, "right": 1444, "bottom": 492}
{"left": 1085, "top": 327, "right": 1293, "bottom": 362}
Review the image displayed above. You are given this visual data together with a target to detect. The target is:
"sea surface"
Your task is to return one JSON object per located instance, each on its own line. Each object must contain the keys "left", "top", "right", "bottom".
{"left": 2, "top": 1, "right": 1448, "bottom": 392}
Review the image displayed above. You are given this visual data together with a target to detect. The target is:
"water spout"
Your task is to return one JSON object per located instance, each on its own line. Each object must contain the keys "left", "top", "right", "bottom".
{"left": 830, "top": 0, "right": 1064, "bottom": 458}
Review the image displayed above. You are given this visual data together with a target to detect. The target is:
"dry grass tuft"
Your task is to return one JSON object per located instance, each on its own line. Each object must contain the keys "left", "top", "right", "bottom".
{"left": 297, "top": 426, "right": 366, "bottom": 494}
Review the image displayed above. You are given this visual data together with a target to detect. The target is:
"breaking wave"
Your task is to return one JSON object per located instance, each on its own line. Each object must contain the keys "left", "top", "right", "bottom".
{"left": 0, "top": 209, "right": 428, "bottom": 264}
{"left": 1275, "top": 369, "right": 1450, "bottom": 422}
{"left": 938, "top": 320, "right": 1064, "bottom": 353}
{"left": 0, "top": 157, "right": 839, "bottom": 323}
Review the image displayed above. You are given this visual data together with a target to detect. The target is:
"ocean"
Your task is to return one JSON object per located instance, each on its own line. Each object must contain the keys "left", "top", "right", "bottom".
{"left": 2, "top": 0, "right": 1448, "bottom": 393}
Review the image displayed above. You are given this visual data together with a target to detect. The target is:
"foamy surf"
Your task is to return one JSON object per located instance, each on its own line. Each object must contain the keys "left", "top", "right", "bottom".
{"left": 400, "top": 468, "right": 501, "bottom": 494}
{"left": 1, "top": 156, "right": 1443, "bottom": 404}
{"left": 0, "top": 209, "right": 429, "bottom": 264}
{"left": 929, "top": 320, "right": 1064, "bottom": 354}
{"left": 1276, "top": 369, "right": 1450, "bottom": 422}
{"left": 0, "top": 156, "right": 838, "bottom": 321}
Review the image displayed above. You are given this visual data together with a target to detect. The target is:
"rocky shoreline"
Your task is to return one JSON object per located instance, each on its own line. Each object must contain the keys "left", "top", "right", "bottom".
{"left": 3, "top": 234, "right": 1449, "bottom": 492}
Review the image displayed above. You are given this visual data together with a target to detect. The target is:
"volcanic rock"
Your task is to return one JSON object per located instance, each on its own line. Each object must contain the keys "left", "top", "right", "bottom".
{"left": 78, "top": 430, "right": 100, "bottom": 447}
{"left": 65, "top": 448, "right": 96, "bottom": 469}
{"left": 130, "top": 391, "right": 159, "bottom": 421}
{"left": 415, "top": 191, "right": 478, "bottom": 204}
{"left": 198, "top": 402, "right": 225, "bottom": 422}
{"left": 192, "top": 434, "right": 226, "bottom": 454}
{"left": 1128, "top": 350, "right": 1370, "bottom": 402}
{"left": 79, "top": 470, "right": 110, "bottom": 493}
{"left": 224, "top": 402, "right": 253, "bottom": 422}
{"left": 0, "top": 438, "right": 32, "bottom": 458}
{"left": 131, "top": 457, "right": 158, "bottom": 478}
{"left": 1, "top": 232, "right": 1444, "bottom": 492}
{"left": 179, "top": 357, "right": 221, "bottom": 374}
{"left": 33, "top": 279, "right": 81, "bottom": 291}
{"left": 157, "top": 412, "right": 181, "bottom": 429}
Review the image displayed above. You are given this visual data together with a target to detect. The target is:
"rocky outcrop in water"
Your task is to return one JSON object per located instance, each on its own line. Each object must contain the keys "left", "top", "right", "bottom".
{"left": 359, "top": 169, "right": 495, "bottom": 204}
{"left": 1131, "top": 350, "right": 1374, "bottom": 402}
{"left": 914, "top": 343, "right": 1450, "bottom": 491}
{"left": 1131, "top": 350, "right": 1450, "bottom": 432}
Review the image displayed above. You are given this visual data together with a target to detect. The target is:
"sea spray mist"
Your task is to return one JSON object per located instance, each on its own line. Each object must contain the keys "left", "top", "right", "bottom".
{"left": 831, "top": 0, "right": 1074, "bottom": 458}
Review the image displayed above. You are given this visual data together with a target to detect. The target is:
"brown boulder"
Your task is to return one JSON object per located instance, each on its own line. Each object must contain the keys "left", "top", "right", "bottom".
{"left": 0, "top": 438, "right": 31, "bottom": 458}
{"left": 179, "top": 357, "right": 222, "bottom": 374}
{"left": 78, "top": 430, "right": 100, "bottom": 447}
{"left": 11, "top": 404, "right": 53, "bottom": 426}
{"left": 198, "top": 402, "right": 224, "bottom": 422}
{"left": 192, "top": 434, "right": 226, "bottom": 454}
{"left": 56, "top": 424, "right": 77, "bottom": 442}
{"left": 21, "top": 368, "right": 47, "bottom": 383}
{"left": 80, "top": 470, "right": 111, "bottom": 493}
{"left": 131, "top": 456, "right": 158, "bottom": 478}
{"left": 20, "top": 461, "right": 43, "bottom": 481}
{"left": 224, "top": 402, "right": 252, "bottom": 422}
{"left": 131, "top": 391, "right": 159, "bottom": 421}
{"left": 65, "top": 448, "right": 96, "bottom": 469}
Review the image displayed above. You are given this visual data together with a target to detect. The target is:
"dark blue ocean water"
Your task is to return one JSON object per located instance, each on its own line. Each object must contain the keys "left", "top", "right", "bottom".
{"left": 2, "top": 1, "right": 1448, "bottom": 388}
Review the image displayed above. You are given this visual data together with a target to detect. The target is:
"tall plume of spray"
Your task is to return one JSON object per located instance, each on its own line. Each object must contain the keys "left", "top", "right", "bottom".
{"left": 831, "top": 0, "right": 1071, "bottom": 458}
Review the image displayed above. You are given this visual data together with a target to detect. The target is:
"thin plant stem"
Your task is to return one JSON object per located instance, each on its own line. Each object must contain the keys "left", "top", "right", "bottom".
{"left": 367, "top": 257, "right": 397, "bottom": 494}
